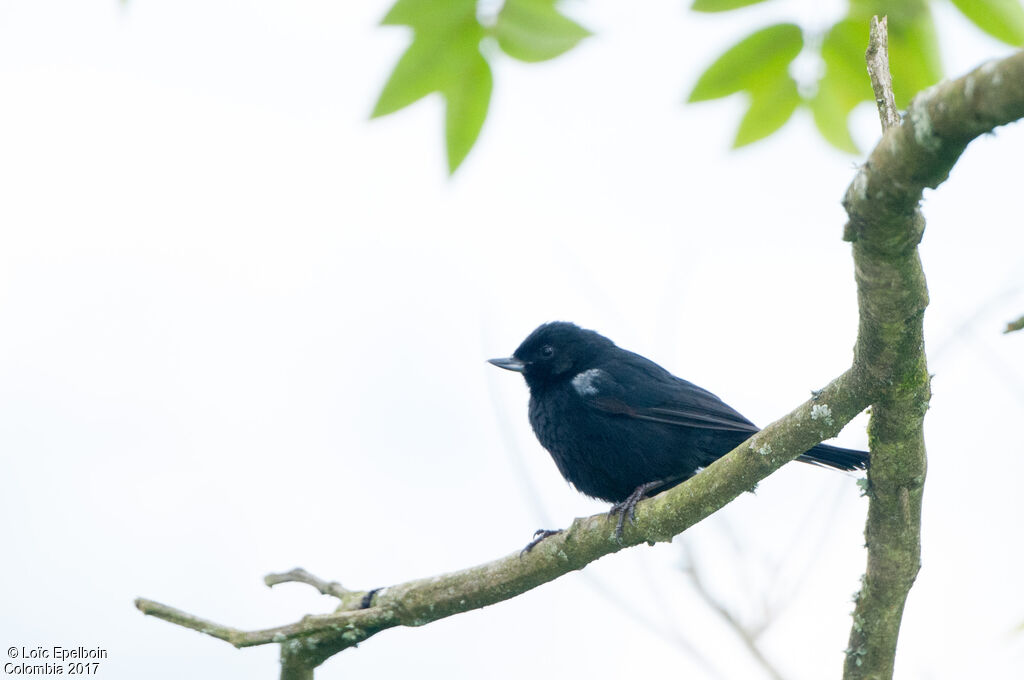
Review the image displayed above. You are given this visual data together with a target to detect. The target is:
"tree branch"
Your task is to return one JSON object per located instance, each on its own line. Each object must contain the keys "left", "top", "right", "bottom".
{"left": 866, "top": 17, "right": 900, "bottom": 131}
{"left": 133, "top": 597, "right": 388, "bottom": 649}
{"left": 264, "top": 568, "right": 372, "bottom": 610}
{"left": 843, "top": 51, "right": 1024, "bottom": 252}
{"left": 841, "top": 29, "right": 1024, "bottom": 680}
{"left": 137, "top": 368, "right": 872, "bottom": 670}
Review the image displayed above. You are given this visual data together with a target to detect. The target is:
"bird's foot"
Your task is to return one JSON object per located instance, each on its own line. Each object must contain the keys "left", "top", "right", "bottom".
{"left": 360, "top": 587, "right": 382, "bottom": 609}
{"left": 520, "top": 528, "right": 562, "bottom": 555}
{"left": 609, "top": 480, "right": 665, "bottom": 539}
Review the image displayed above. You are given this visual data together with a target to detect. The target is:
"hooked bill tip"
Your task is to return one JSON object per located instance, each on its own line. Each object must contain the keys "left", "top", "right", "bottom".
{"left": 488, "top": 357, "right": 526, "bottom": 373}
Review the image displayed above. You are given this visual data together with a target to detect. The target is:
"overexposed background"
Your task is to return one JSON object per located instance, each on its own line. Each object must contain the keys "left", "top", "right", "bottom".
{"left": 1, "top": 1, "right": 1022, "bottom": 678}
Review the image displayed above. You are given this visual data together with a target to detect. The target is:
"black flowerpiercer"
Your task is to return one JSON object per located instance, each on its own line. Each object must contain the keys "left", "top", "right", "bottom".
{"left": 489, "top": 322, "right": 868, "bottom": 539}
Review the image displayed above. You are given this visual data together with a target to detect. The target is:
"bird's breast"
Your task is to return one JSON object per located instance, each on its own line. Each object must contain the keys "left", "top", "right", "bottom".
{"left": 527, "top": 386, "right": 648, "bottom": 502}
{"left": 525, "top": 383, "right": 719, "bottom": 503}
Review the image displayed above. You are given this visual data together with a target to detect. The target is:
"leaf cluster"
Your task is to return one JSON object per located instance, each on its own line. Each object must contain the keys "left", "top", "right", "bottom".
{"left": 372, "top": 0, "right": 590, "bottom": 173}
{"left": 372, "top": 0, "right": 1024, "bottom": 171}
{"left": 690, "top": 0, "right": 1024, "bottom": 150}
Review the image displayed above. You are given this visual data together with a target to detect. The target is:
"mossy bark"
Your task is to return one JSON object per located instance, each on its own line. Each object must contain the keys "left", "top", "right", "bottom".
{"left": 837, "top": 46, "right": 1024, "bottom": 680}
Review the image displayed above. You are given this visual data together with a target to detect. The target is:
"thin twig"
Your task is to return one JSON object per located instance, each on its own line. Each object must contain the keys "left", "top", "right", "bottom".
{"left": 866, "top": 17, "right": 900, "bottom": 131}
{"left": 133, "top": 599, "right": 240, "bottom": 645}
{"left": 265, "top": 568, "right": 357, "bottom": 601}
{"left": 134, "top": 597, "right": 387, "bottom": 648}
{"left": 680, "top": 541, "right": 789, "bottom": 680}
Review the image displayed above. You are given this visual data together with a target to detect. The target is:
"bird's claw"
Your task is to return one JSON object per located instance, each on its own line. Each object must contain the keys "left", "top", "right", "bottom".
{"left": 520, "top": 529, "right": 562, "bottom": 556}
{"left": 609, "top": 480, "right": 665, "bottom": 540}
{"left": 609, "top": 496, "right": 638, "bottom": 539}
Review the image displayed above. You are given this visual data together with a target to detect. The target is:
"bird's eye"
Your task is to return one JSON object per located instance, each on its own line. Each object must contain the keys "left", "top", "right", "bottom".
{"left": 540, "top": 345, "right": 555, "bottom": 359}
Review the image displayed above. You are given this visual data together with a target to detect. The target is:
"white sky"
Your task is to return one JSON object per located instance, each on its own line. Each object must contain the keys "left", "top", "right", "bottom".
{"left": 1, "top": 1, "right": 1023, "bottom": 679}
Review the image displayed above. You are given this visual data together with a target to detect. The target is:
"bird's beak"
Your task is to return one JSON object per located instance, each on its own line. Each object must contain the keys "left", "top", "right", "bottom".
{"left": 488, "top": 356, "right": 526, "bottom": 373}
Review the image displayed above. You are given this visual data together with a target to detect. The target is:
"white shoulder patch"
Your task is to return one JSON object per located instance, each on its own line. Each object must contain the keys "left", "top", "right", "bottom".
{"left": 571, "top": 368, "right": 606, "bottom": 397}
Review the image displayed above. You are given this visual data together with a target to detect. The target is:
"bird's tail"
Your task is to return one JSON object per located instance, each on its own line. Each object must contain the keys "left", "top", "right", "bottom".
{"left": 798, "top": 443, "right": 869, "bottom": 471}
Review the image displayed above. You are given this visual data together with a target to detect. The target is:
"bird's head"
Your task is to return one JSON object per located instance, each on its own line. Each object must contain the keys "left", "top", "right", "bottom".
{"left": 488, "top": 321, "right": 614, "bottom": 391}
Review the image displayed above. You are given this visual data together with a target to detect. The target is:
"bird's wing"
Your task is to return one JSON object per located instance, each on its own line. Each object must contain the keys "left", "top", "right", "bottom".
{"left": 577, "top": 354, "right": 759, "bottom": 434}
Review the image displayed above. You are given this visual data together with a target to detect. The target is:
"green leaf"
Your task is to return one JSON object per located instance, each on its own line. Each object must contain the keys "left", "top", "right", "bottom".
{"left": 733, "top": 75, "right": 800, "bottom": 147}
{"left": 373, "top": 36, "right": 463, "bottom": 117}
{"left": 445, "top": 51, "right": 493, "bottom": 173}
{"left": 808, "top": 19, "right": 873, "bottom": 154}
{"left": 496, "top": 0, "right": 591, "bottom": 63}
{"left": 374, "top": 0, "right": 485, "bottom": 118}
{"left": 849, "top": 0, "right": 929, "bottom": 25}
{"left": 374, "top": 0, "right": 494, "bottom": 172}
{"left": 951, "top": 0, "right": 1024, "bottom": 45}
{"left": 810, "top": 77, "right": 860, "bottom": 153}
{"left": 691, "top": 0, "right": 774, "bottom": 12}
{"left": 819, "top": 19, "right": 871, "bottom": 88}
{"left": 688, "top": 24, "right": 803, "bottom": 102}
{"left": 382, "top": 0, "right": 477, "bottom": 30}
{"left": 887, "top": 8, "right": 943, "bottom": 107}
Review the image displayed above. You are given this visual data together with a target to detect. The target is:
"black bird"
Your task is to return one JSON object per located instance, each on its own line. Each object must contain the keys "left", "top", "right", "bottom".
{"left": 489, "top": 322, "right": 867, "bottom": 538}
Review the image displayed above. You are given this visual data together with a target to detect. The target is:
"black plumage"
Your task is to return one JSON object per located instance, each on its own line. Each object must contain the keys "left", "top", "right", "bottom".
{"left": 489, "top": 322, "right": 867, "bottom": 535}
